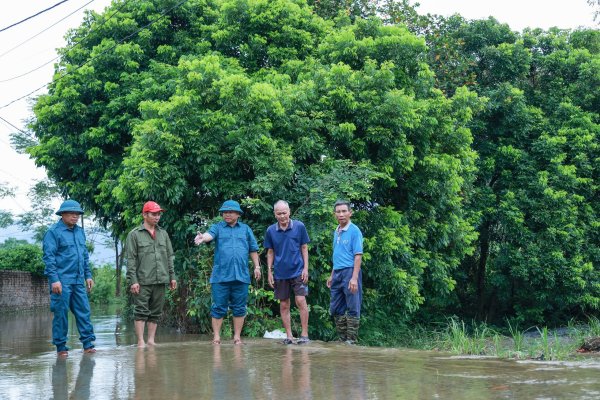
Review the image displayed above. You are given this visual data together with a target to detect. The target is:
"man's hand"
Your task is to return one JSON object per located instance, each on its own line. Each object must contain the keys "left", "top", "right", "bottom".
{"left": 348, "top": 277, "right": 358, "bottom": 294}
{"left": 131, "top": 283, "right": 140, "bottom": 295}
{"left": 268, "top": 271, "right": 275, "bottom": 288}
{"left": 86, "top": 279, "right": 94, "bottom": 292}
{"left": 169, "top": 280, "right": 177, "bottom": 290}
{"left": 326, "top": 275, "right": 333, "bottom": 289}
{"left": 254, "top": 268, "right": 261, "bottom": 281}
{"left": 194, "top": 231, "right": 204, "bottom": 245}
{"left": 51, "top": 281, "right": 62, "bottom": 295}
{"left": 301, "top": 267, "right": 309, "bottom": 285}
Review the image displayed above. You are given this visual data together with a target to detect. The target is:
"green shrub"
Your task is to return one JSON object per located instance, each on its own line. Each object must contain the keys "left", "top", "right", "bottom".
{"left": 88, "top": 263, "right": 125, "bottom": 305}
{"left": 0, "top": 241, "right": 45, "bottom": 276}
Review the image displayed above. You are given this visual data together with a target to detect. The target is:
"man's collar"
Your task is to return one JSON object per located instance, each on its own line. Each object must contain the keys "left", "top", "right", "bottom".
{"left": 276, "top": 219, "right": 294, "bottom": 231}
{"left": 222, "top": 220, "right": 240, "bottom": 228}
{"left": 58, "top": 219, "right": 75, "bottom": 230}
{"left": 139, "top": 223, "right": 161, "bottom": 231}
{"left": 336, "top": 221, "right": 352, "bottom": 233}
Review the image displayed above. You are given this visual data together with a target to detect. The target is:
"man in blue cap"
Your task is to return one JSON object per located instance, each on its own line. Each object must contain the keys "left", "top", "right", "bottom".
{"left": 43, "top": 199, "right": 96, "bottom": 356}
{"left": 194, "top": 200, "right": 261, "bottom": 345}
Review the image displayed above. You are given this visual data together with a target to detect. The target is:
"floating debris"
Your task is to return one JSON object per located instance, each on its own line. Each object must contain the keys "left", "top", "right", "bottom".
{"left": 578, "top": 337, "right": 600, "bottom": 353}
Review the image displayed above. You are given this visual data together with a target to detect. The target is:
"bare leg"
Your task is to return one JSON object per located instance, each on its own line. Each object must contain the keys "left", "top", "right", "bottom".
{"left": 296, "top": 296, "right": 309, "bottom": 338}
{"left": 233, "top": 316, "right": 245, "bottom": 342}
{"left": 280, "top": 299, "right": 293, "bottom": 340}
{"left": 146, "top": 322, "right": 158, "bottom": 345}
{"left": 212, "top": 317, "right": 223, "bottom": 342}
{"left": 134, "top": 320, "right": 146, "bottom": 347}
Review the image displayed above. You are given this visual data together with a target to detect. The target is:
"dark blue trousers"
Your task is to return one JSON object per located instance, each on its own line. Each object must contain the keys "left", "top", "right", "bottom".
{"left": 50, "top": 283, "right": 96, "bottom": 352}
{"left": 329, "top": 268, "right": 362, "bottom": 318}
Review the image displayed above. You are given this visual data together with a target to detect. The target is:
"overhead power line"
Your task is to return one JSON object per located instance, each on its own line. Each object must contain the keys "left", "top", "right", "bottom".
{"left": 0, "top": 0, "right": 134, "bottom": 84}
{"left": 0, "top": 116, "right": 37, "bottom": 141}
{"left": 0, "top": 0, "right": 191, "bottom": 110}
{"left": 0, "top": 0, "right": 70, "bottom": 33}
{"left": 0, "top": 168, "right": 31, "bottom": 185}
{"left": 0, "top": 0, "right": 95, "bottom": 60}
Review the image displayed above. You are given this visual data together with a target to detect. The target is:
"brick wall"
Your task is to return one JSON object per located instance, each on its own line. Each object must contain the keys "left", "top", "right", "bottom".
{"left": 0, "top": 270, "right": 49, "bottom": 314}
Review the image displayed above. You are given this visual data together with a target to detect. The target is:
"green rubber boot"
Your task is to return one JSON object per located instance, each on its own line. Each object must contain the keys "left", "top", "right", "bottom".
{"left": 346, "top": 317, "right": 360, "bottom": 344}
{"left": 334, "top": 315, "right": 348, "bottom": 341}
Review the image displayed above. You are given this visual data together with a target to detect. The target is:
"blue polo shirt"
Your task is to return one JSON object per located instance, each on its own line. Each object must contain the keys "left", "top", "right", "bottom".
{"left": 206, "top": 220, "right": 260, "bottom": 284}
{"left": 332, "top": 222, "right": 363, "bottom": 270}
{"left": 263, "top": 219, "right": 310, "bottom": 280}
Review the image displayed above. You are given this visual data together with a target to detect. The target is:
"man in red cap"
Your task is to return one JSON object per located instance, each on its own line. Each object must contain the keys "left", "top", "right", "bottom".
{"left": 126, "top": 201, "right": 177, "bottom": 347}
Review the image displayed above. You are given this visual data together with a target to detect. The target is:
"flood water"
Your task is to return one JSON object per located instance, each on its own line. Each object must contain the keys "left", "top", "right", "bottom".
{"left": 1, "top": 307, "right": 600, "bottom": 399}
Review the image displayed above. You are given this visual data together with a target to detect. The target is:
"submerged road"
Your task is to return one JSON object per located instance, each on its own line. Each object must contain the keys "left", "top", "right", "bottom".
{"left": 1, "top": 306, "right": 600, "bottom": 399}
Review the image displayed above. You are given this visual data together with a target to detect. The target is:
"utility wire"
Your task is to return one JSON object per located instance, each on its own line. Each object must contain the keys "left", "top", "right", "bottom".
{"left": 0, "top": 0, "right": 191, "bottom": 110}
{"left": 0, "top": 0, "right": 134, "bottom": 84}
{"left": 0, "top": 0, "right": 95, "bottom": 60}
{"left": 0, "top": 0, "right": 70, "bottom": 33}
{"left": 0, "top": 168, "right": 31, "bottom": 185}
{"left": 0, "top": 116, "right": 37, "bottom": 141}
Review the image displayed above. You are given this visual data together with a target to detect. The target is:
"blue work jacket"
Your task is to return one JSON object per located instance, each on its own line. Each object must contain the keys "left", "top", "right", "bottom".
{"left": 206, "top": 220, "right": 259, "bottom": 284}
{"left": 43, "top": 220, "right": 91, "bottom": 285}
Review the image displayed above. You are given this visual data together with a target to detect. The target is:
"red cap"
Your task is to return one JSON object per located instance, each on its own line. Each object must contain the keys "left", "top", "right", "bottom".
{"left": 143, "top": 201, "right": 165, "bottom": 213}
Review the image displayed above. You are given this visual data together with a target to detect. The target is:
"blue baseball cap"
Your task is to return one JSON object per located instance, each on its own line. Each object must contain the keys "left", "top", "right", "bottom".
{"left": 55, "top": 200, "right": 85, "bottom": 216}
{"left": 218, "top": 200, "right": 243, "bottom": 214}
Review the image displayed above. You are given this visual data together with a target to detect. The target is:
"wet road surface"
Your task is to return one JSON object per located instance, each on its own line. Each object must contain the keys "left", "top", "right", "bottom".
{"left": 1, "top": 306, "right": 600, "bottom": 399}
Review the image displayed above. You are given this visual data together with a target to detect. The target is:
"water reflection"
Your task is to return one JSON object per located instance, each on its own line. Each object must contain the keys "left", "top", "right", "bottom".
{"left": 212, "top": 345, "right": 252, "bottom": 399}
{"left": 52, "top": 355, "right": 95, "bottom": 400}
{"left": 332, "top": 351, "right": 367, "bottom": 400}
{"left": 1, "top": 307, "right": 600, "bottom": 399}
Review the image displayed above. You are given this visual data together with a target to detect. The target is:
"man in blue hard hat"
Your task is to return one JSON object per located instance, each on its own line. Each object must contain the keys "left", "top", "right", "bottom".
{"left": 43, "top": 199, "right": 96, "bottom": 356}
{"left": 194, "top": 200, "right": 261, "bottom": 345}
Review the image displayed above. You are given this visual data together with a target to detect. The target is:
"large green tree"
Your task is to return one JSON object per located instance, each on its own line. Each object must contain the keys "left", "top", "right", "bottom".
{"left": 26, "top": 0, "right": 480, "bottom": 338}
{"left": 400, "top": 14, "right": 600, "bottom": 323}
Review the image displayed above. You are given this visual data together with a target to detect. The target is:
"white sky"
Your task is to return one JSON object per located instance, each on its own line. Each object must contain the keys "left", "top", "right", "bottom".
{"left": 0, "top": 0, "right": 113, "bottom": 262}
{"left": 0, "top": 0, "right": 596, "bottom": 220}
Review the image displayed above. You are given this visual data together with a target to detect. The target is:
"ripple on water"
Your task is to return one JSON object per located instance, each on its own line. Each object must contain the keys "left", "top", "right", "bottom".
{"left": 2, "top": 306, "right": 600, "bottom": 399}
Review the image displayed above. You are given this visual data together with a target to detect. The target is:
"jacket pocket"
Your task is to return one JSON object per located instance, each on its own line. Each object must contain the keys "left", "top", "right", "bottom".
{"left": 234, "top": 236, "right": 249, "bottom": 252}
{"left": 157, "top": 237, "right": 168, "bottom": 254}
{"left": 58, "top": 236, "right": 75, "bottom": 249}
{"left": 220, "top": 234, "right": 232, "bottom": 247}
{"left": 138, "top": 241, "right": 153, "bottom": 254}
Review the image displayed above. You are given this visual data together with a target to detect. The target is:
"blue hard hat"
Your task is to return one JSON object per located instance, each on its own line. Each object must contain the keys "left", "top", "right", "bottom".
{"left": 218, "top": 200, "right": 243, "bottom": 214}
{"left": 55, "top": 199, "right": 85, "bottom": 216}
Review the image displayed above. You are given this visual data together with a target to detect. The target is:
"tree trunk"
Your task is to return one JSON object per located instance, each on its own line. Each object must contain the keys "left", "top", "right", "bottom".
{"left": 486, "top": 289, "right": 498, "bottom": 323}
{"left": 115, "top": 238, "right": 124, "bottom": 298}
{"left": 477, "top": 221, "right": 490, "bottom": 322}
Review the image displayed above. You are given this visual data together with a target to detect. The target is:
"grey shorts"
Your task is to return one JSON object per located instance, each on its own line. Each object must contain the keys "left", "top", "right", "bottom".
{"left": 274, "top": 275, "right": 308, "bottom": 300}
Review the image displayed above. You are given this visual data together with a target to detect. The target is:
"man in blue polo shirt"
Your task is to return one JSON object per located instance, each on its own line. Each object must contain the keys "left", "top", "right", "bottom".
{"left": 264, "top": 200, "right": 311, "bottom": 344}
{"left": 194, "top": 200, "right": 261, "bottom": 345}
{"left": 326, "top": 200, "right": 364, "bottom": 344}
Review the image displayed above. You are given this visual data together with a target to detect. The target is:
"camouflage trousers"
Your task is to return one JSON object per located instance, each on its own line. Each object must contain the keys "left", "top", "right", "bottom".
{"left": 333, "top": 314, "right": 360, "bottom": 342}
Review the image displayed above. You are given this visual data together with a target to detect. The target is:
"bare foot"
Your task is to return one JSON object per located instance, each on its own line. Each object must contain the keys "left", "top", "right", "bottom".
{"left": 137, "top": 341, "right": 146, "bottom": 347}
{"left": 147, "top": 341, "right": 156, "bottom": 346}
{"left": 83, "top": 348, "right": 97, "bottom": 353}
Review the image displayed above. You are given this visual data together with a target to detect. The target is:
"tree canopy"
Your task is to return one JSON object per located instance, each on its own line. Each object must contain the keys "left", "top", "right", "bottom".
{"left": 20, "top": 0, "right": 600, "bottom": 334}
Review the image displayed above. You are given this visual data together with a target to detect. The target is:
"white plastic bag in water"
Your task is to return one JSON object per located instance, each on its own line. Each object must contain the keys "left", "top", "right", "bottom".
{"left": 263, "top": 329, "right": 288, "bottom": 339}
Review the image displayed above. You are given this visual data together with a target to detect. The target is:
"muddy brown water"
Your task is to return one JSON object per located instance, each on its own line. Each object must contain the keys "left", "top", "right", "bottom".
{"left": 1, "top": 306, "right": 600, "bottom": 399}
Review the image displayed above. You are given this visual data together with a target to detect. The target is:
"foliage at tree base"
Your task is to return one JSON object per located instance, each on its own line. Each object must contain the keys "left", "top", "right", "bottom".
{"left": 87, "top": 263, "right": 127, "bottom": 304}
